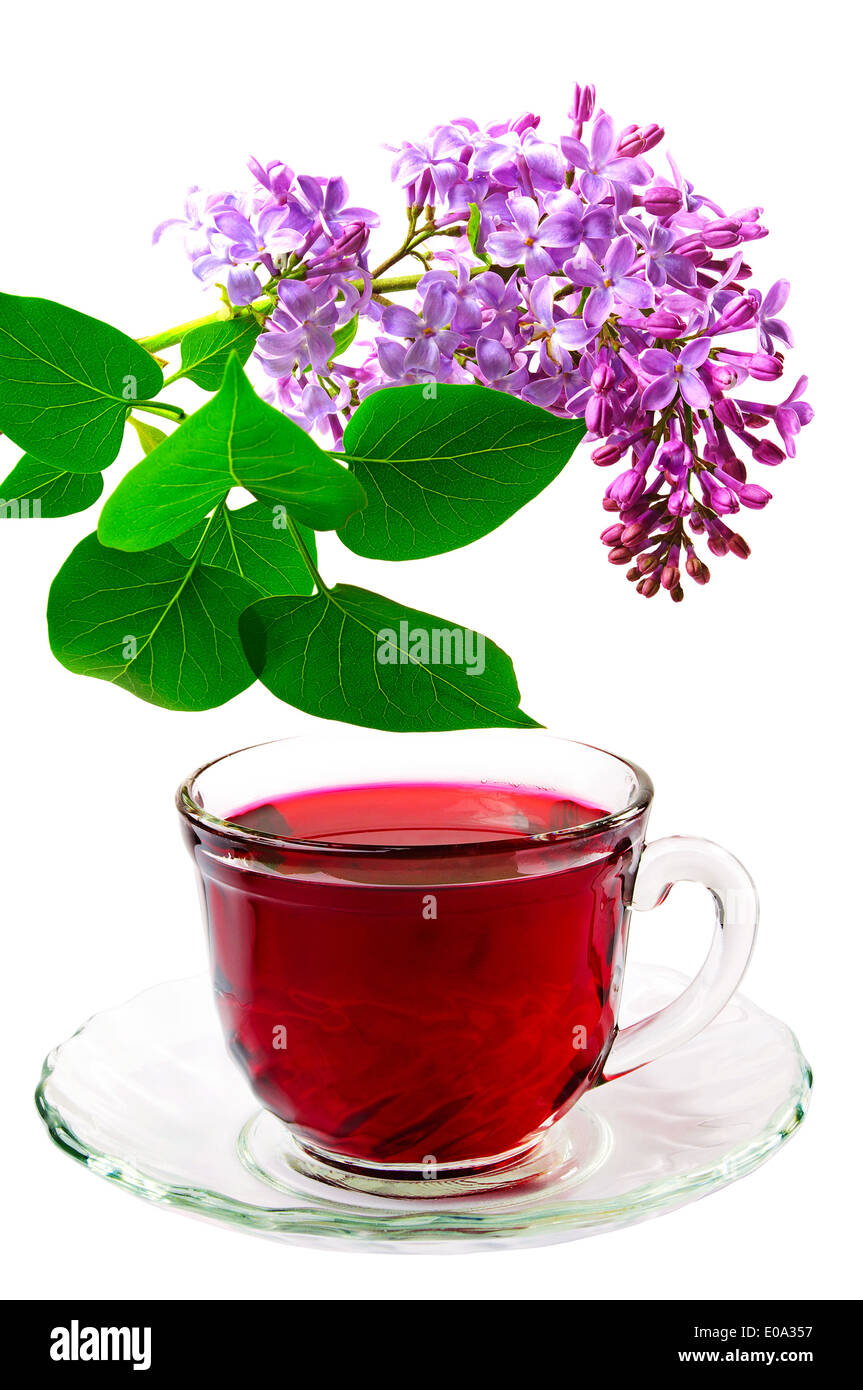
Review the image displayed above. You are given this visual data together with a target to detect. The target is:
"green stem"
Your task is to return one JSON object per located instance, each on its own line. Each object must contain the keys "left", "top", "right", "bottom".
{"left": 371, "top": 221, "right": 460, "bottom": 280}
{"left": 371, "top": 263, "right": 488, "bottom": 296}
{"left": 132, "top": 400, "right": 187, "bottom": 422}
{"left": 137, "top": 296, "right": 275, "bottom": 354}
{"left": 287, "top": 516, "right": 329, "bottom": 594}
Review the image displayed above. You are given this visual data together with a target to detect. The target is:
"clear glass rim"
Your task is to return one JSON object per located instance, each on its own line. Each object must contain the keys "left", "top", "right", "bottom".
{"left": 176, "top": 732, "right": 654, "bottom": 858}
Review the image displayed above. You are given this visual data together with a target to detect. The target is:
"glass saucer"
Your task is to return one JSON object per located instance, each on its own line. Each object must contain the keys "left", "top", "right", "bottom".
{"left": 35, "top": 966, "right": 811, "bottom": 1251}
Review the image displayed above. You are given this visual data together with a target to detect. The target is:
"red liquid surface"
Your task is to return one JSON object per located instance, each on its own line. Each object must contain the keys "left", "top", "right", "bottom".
{"left": 197, "top": 782, "right": 632, "bottom": 1167}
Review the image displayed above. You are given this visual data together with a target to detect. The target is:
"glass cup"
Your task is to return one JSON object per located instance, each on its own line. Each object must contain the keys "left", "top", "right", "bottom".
{"left": 178, "top": 731, "right": 757, "bottom": 1195}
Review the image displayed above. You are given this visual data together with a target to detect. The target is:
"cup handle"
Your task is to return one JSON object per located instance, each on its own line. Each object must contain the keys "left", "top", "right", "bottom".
{"left": 602, "top": 836, "right": 759, "bottom": 1081}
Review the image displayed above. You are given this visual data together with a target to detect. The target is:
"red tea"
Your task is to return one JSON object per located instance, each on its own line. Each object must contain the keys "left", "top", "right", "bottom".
{"left": 196, "top": 782, "right": 633, "bottom": 1167}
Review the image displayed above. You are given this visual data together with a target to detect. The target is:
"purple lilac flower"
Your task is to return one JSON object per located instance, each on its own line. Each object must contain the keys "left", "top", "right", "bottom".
{"left": 256, "top": 281, "right": 341, "bottom": 374}
{"left": 379, "top": 281, "right": 461, "bottom": 374}
{"left": 421, "top": 257, "right": 484, "bottom": 334}
{"left": 621, "top": 217, "right": 696, "bottom": 289}
{"left": 566, "top": 237, "right": 653, "bottom": 329}
{"left": 153, "top": 187, "right": 214, "bottom": 258}
{"left": 528, "top": 276, "right": 595, "bottom": 361}
{"left": 389, "top": 126, "right": 467, "bottom": 202}
{"left": 214, "top": 205, "right": 305, "bottom": 265}
{"left": 163, "top": 79, "right": 813, "bottom": 600}
{"left": 640, "top": 339, "right": 712, "bottom": 409}
{"left": 472, "top": 127, "right": 566, "bottom": 191}
{"left": 485, "top": 197, "right": 581, "bottom": 279}
{"left": 751, "top": 279, "right": 793, "bottom": 352}
{"left": 473, "top": 337, "right": 529, "bottom": 393}
{"left": 561, "top": 113, "right": 651, "bottom": 200}
{"left": 293, "top": 175, "right": 379, "bottom": 237}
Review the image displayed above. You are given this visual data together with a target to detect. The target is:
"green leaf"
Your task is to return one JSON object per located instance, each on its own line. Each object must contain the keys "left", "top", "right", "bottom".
{"left": 47, "top": 532, "right": 257, "bottom": 712}
{"left": 174, "top": 317, "right": 261, "bottom": 391}
{"left": 0, "top": 454, "right": 103, "bottom": 518}
{"left": 467, "top": 204, "right": 491, "bottom": 264}
{"left": 98, "top": 354, "right": 366, "bottom": 552}
{"left": 337, "top": 383, "right": 584, "bottom": 561}
{"left": 172, "top": 501, "right": 316, "bottom": 597}
{"left": 467, "top": 202, "right": 482, "bottom": 254}
{"left": 0, "top": 292, "right": 164, "bottom": 472}
{"left": 241, "top": 583, "right": 539, "bottom": 732}
{"left": 127, "top": 416, "right": 169, "bottom": 454}
{"left": 331, "top": 314, "right": 359, "bottom": 360}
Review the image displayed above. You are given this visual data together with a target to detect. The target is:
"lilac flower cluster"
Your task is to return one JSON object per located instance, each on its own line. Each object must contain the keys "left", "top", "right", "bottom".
{"left": 157, "top": 84, "right": 812, "bottom": 598}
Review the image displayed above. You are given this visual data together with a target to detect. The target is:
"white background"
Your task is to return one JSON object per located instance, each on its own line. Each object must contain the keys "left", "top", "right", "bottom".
{"left": 1, "top": 0, "right": 859, "bottom": 1301}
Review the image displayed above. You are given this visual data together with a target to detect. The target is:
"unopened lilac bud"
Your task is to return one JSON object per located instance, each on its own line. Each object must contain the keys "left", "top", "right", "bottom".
{"left": 734, "top": 206, "right": 763, "bottom": 224}
{"left": 608, "top": 468, "right": 647, "bottom": 507}
{"left": 702, "top": 219, "right": 742, "bottom": 249}
{"left": 339, "top": 220, "right": 370, "bottom": 255}
{"left": 708, "top": 535, "right": 729, "bottom": 557}
{"left": 309, "top": 220, "right": 370, "bottom": 270}
{"left": 739, "top": 483, "right": 772, "bottom": 509}
{"left": 616, "top": 124, "right": 640, "bottom": 156}
{"left": 689, "top": 512, "right": 705, "bottom": 534}
{"left": 728, "top": 533, "right": 751, "bottom": 559}
{"left": 656, "top": 437, "right": 690, "bottom": 477}
{"left": 618, "top": 122, "right": 665, "bottom": 157}
{"left": 592, "top": 441, "right": 623, "bottom": 466}
{"left": 668, "top": 487, "right": 692, "bottom": 516}
{"left": 638, "top": 122, "right": 664, "bottom": 153}
{"left": 621, "top": 522, "right": 648, "bottom": 548}
{"left": 640, "top": 309, "right": 684, "bottom": 340}
{"left": 637, "top": 575, "right": 661, "bottom": 597}
{"left": 672, "top": 233, "right": 706, "bottom": 257}
{"left": 702, "top": 361, "right": 740, "bottom": 392}
{"left": 748, "top": 353, "right": 783, "bottom": 382}
{"left": 685, "top": 553, "right": 710, "bottom": 584}
{"left": 714, "top": 397, "right": 744, "bottom": 430}
{"left": 626, "top": 565, "right": 640, "bottom": 582}
{"left": 601, "top": 523, "right": 624, "bottom": 546}
{"left": 586, "top": 395, "right": 614, "bottom": 435}
{"left": 512, "top": 112, "right": 540, "bottom": 136}
{"left": 591, "top": 362, "right": 615, "bottom": 393}
{"left": 752, "top": 439, "right": 785, "bottom": 466}
{"left": 637, "top": 552, "right": 659, "bottom": 573}
{"left": 608, "top": 546, "right": 632, "bottom": 566}
{"left": 642, "top": 183, "right": 683, "bottom": 217}
{"left": 670, "top": 584, "right": 685, "bottom": 603}
{"left": 661, "top": 563, "right": 680, "bottom": 591}
{"left": 716, "top": 295, "right": 756, "bottom": 331}
{"left": 738, "top": 221, "right": 768, "bottom": 241}
{"left": 602, "top": 496, "right": 620, "bottom": 512}
{"left": 700, "top": 474, "right": 736, "bottom": 513}
{"left": 569, "top": 83, "right": 595, "bottom": 130}
{"left": 415, "top": 169, "right": 433, "bottom": 208}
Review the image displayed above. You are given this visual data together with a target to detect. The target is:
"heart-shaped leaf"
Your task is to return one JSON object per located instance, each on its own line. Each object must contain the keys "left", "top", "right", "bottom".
{"left": 0, "top": 455, "right": 103, "bottom": 518}
{"left": 338, "top": 383, "right": 584, "bottom": 560}
{"left": 98, "top": 355, "right": 366, "bottom": 551}
{"left": 48, "top": 532, "right": 257, "bottom": 711}
{"left": 241, "top": 583, "right": 539, "bottom": 731}
{"left": 174, "top": 318, "right": 261, "bottom": 391}
{"left": 0, "top": 293, "right": 164, "bottom": 472}
{"left": 173, "top": 501, "right": 316, "bottom": 597}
